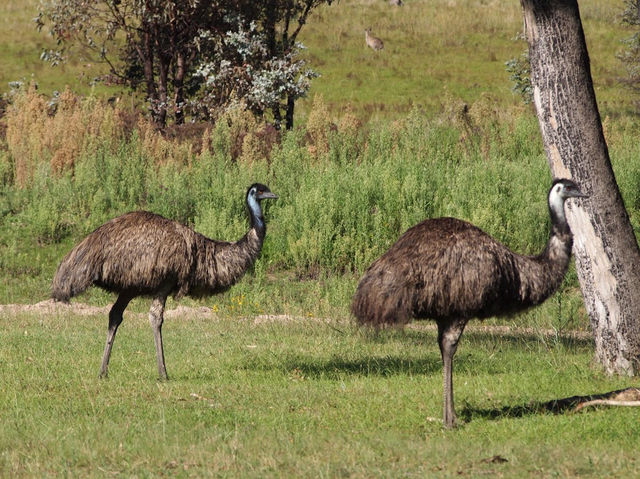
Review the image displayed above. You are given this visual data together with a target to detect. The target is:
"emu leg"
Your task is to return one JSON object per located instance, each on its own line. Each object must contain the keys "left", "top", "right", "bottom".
{"left": 149, "top": 292, "right": 169, "bottom": 380}
{"left": 99, "top": 292, "right": 134, "bottom": 378}
{"left": 437, "top": 318, "right": 468, "bottom": 428}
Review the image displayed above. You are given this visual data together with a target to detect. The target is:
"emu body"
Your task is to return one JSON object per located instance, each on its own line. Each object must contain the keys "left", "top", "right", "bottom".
{"left": 351, "top": 179, "right": 587, "bottom": 427}
{"left": 52, "top": 184, "right": 277, "bottom": 379}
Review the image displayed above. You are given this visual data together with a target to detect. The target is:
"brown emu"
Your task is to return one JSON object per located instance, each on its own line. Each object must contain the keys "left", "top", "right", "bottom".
{"left": 351, "top": 179, "right": 587, "bottom": 428}
{"left": 52, "top": 183, "right": 277, "bottom": 379}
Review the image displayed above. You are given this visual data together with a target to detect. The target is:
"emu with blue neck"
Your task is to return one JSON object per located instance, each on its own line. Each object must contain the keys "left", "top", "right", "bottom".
{"left": 52, "top": 183, "right": 277, "bottom": 379}
{"left": 351, "top": 178, "right": 587, "bottom": 428}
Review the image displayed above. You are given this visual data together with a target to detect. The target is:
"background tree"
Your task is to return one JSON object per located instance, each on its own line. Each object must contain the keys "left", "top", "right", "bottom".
{"left": 521, "top": 0, "right": 640, "bottom": 374}
{"left": 260, "top": 0, "right": 334, "bottom": 129}
{"left": 192, "top": 21, "right": 317, "bottom": 129}
{"left": 193, "top": 0, "right": 332, "bottom": 129}
{"left": 36, "top": 0, "right": 331, "bottom": 129}
{"left": 37, "top": 0, "right": 222, "bottom": 127}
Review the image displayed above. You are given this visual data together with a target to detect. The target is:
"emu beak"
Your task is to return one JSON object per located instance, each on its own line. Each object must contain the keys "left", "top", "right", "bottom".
{"left": 570, "top": 190, "right": 589, "bottom": 199}
{"left": 258, "top": 191, "right": 278, "bottom": 200}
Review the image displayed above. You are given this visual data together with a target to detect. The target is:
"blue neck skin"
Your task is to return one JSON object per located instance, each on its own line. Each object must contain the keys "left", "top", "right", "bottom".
{"left": 247, "top": 193, "right": 265, "bottom": 231}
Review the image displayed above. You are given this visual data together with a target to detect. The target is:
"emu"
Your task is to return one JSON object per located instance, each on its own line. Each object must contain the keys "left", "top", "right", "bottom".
{"left": 365, "top": 28, "right": 384, "bottom": 51}
{"left": 351, "top": 179, "right": 587, "bottom": 428}
{"left": 52, "top": 183, "right": 277, "bottom": 379}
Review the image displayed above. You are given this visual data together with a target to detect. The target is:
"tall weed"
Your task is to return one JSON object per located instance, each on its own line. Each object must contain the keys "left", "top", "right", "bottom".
{"left": 2, "top": 94, "right": 640, "bottom": 321}
{"left": 5, "top": 86, "right": 127, "bottom": 185}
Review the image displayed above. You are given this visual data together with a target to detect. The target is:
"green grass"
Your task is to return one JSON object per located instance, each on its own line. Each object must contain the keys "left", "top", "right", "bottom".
{"left": 298, "top": 0, "right": 635, "bottom": 120}
{"left": 0, "top": 0, "right": 117, "bottom": 97}
{"left": 1, "top": 0, "right": 636, "bottom": 119}
{"left": 1, "top": 311, "right": 638, "bottom": 477}
{"left": 2, "top": 2, "right": 640, "bottom": 475}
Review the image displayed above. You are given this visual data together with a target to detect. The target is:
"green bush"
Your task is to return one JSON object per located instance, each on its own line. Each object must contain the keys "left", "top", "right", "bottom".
{"left": 3, "top": 108, "right": 637, "bottom": 275}
{"left": 2, "top": 104, "right": 640, "bottom": 332}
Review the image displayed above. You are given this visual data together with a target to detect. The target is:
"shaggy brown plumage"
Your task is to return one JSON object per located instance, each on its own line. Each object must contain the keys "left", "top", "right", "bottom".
{"left": 52, "top": 183, "right": 277, "bottom": 379}
{"left": 351, "top": 179, "right": 587, "bottom": 428}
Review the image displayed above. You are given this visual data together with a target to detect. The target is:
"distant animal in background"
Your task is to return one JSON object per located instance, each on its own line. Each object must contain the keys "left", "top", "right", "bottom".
{"left": 351, "top": 179, "right": 587, "bottom": 428}
{"left": 389, "top": 0, "right": 404, "bottom": 6}
{"left": 365, "top": 28, "right": 384, "bottom": 51}
{"left": 52, "top": 184, "right": 277, "bottom": 379}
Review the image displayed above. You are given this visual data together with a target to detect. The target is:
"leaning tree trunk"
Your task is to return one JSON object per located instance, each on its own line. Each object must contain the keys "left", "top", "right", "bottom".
{"left": 521, "top": 0, "right": 640, "bottom": 374}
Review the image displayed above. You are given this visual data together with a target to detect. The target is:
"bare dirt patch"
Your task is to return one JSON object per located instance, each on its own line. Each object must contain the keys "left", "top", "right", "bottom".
{"left": 0, "top": 299, "right": 110, "bottom": 316}
{"left": 0, "top": 299, "right": 324, "bottom": 324}
{"left": 0, "top": 299, "right": 211, "bottom": 319}
{"left": 0, "top": 300, "right": 593, "bottom": 340}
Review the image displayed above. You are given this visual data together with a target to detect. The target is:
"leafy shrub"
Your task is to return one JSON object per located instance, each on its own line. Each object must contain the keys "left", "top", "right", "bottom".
{"left": 506, "top": 51, "right": 533, "bottom": 104}
{"left": 2, "top": 93, "right": 639, "bottom": 287}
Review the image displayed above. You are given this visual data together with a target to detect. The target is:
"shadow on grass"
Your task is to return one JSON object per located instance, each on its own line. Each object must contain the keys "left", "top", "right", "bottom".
{"left": 241, "top": 332, "right": 591, "bottom": 380}
{"left": 359, "top": 325, "right": 594, "bottom": 354}
{"left": 240, "top": 354, "right": 443, "bottom": 379}
{"left": 460, "top": 388, "right": 634, "bottom": 422}
{"left": 295, "top": 355, "right": 443, "bottom": 378}
{"left": 462, "top": 331, "right": 593, "bottom": 350}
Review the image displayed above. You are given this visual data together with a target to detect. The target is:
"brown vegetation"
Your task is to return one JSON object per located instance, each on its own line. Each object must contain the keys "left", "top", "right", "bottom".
{"left": 5, "top": 85, "right": 130, "bottom": 185}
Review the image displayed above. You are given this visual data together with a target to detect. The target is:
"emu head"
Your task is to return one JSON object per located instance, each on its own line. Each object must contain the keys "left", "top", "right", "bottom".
{"left": 548, "top": 178, "right": 588, "bottom": 228}
{"left": 246, "top": 183, "right": 277, "bottom": 229}
{"left": 247, "top": 183, "right": 277, "bottom": 203}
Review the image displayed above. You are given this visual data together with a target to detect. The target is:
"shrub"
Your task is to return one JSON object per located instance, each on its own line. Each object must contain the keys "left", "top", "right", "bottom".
{"left": 4, "top": 85, "right": 131, "bottom": 185}
{"left": 2, "top": 91, "right": 639, "bottom": 286}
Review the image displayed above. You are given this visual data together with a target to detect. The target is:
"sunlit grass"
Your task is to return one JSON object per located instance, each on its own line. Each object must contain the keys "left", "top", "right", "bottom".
{"left": 1, "top": 311, "right": 638, "bottom": 477}
{"left": 0, "top": 0, "right": 635, "bottom": 120}
{"left": 297, "top": 0, "right": 631, "bottom": 120}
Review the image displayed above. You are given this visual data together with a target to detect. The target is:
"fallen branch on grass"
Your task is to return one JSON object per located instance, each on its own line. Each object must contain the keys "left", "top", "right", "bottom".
{"left": 574, "top": 388, "right": 640, "bottom": 412}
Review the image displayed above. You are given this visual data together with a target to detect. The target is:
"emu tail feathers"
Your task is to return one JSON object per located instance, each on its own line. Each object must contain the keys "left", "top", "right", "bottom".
{"left": 51, "top": 243, "right": 98, "bottom": 302}
{"left": 351, "top": 274, "right": 412, "bottom": 327}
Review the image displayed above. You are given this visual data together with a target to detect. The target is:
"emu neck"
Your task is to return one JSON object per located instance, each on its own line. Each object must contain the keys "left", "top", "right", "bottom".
{"left": 540, "top": 227, "right": 573, "bottom": 271}
{"left": 188, "top": 201, "right": 266, "bottom": 297}
{"left": 234, "top": 195, "right": 267, "bottom": 268}
{"left": 516, "top": 201, "right": 573, "bottom": 306}
{"left": 549, "top": 193, "right": 571, "bottom": 236}
{"left": 542, "top": 191, "right": 573, "bottom": 272}
{"left": 247, "top": 197, "right": 266, "bottom": 237}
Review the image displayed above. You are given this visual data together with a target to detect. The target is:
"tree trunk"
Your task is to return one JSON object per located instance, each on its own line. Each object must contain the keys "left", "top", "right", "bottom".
{"left": 285, "top": 95, "right": 295, "bottom": 130}
{"left": 140, "top": 29, "right": 161, "bottom": 128}
{"left": 174, "top": 50, "right": 186, "bottom": 125}
{"left": 152, "top": 16, "right": 169, "bottom": 129}
{"left": 521, "top": 0, "right": 640, "bottom": 374}
{"left": 273, "top": 105, "right": 283, "bottom": 130}
{"left": 156, "top": 55, "right": 169, "bottom": 128}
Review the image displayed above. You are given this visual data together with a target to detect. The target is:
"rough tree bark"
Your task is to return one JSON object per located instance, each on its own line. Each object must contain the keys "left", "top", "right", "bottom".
{"left": 521, "top": 0, "right": 640, "bottom": 374}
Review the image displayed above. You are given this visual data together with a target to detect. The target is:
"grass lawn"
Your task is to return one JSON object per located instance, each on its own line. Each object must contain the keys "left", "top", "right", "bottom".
{"left": 1, "top": 0, "right": 634, "bottom": 120}
{"left": 1, "top": 309, "right": 638, "bottom": 477}
{"left": 1, "top": 0, "right": 640, "bottom": 476}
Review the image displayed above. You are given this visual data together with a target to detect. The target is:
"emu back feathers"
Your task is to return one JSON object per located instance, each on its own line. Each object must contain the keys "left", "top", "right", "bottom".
{"left": 52, "top": 211, "right": 263, "bottom": 301}
{"left": 351, "top": 217, "right": 572, "bottom": 326}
